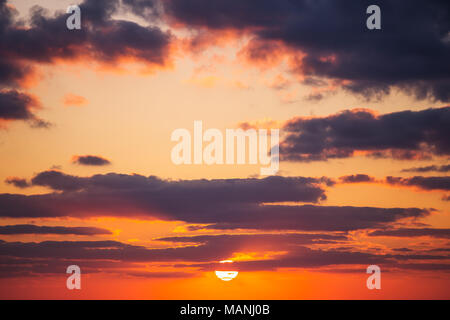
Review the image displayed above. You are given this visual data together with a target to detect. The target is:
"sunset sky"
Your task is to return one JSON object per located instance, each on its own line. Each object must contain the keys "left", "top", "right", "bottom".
{"left": 0, "top": 0, "right": 449, "bottom": 299}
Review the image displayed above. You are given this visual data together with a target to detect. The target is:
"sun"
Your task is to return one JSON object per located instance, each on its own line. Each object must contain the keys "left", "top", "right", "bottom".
{"left": 215, "top": 260, "right": 239, "bottom": 281}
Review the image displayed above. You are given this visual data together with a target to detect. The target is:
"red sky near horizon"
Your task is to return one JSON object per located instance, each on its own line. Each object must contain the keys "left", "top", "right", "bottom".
{"left": 0, "top": 0, "right": 449, "bottom": 299}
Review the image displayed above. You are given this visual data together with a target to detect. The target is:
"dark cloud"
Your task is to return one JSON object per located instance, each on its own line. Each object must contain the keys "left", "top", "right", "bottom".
{"left": 164, "top": 0, "right": 286, "bottom": 30}
{"left": 0, "top": 171, "right": 430, "bottom": 231}
{"left": 196, "top": 205, "right": 428, "bottom": 232}
{"left": 29, "top": 171, "right": 327, "bottom": 199}
{"left": 125, "top": 271, "right": 195, "bottom": 278}
{"left": 0, "top": 224, "right": 111, "bottom": 235}
{"left": 30, "top": 170, "right": 87, "bottom": 191}
{"left": 122, "top": 0, "right": 162, "bottom": 20}
{"left": 79, "top": 0, "right": 120, "bottom": 24}
{"left": 401, "top": 164, "right": 450, "bottom": 173}
{"left": 159, "top": 233, "right": 348, "bottom": 246}
{"left": 0, "top": 0, "right": 170, "bottom": 83}
{"left": 0, "top": 90, "right": 48, "bottom": 127}
{"left": 280, "top": 106, "right": 450, "bottom": 161}
{"left": 332, "top": 173, "right": 450, "bottom": 192}
{"left": 367, "top": 149, "right": 433, "bottom": 161}
{"left": 0, "top": 240, "right": 139, "bottom": 261}
{"left": 0, "top": 239, "right": 236, "bottom": 262}
{"left": 0, "top": 0, "right": 14, "bottom": 30}
{"left": 393, "top": 263, "right": 450, "bottom": 271}
{"left": 4, "top": 177, "right": 30, "bottom": 188}
{"left": 0, "top": 0, "right": 172, "bottom": 66}
{"left": 339, "top": 174, "right": 375, "bottom": 183}
{"left": 86, "top": 20, "right": 171, "bottom": 64}
{"left": 386, "top": 176, "right": 450, "bottom": 191}
{"left": 0, "top": 59, "right": 33, "bottom": 87}
{"left": 369, "top": 228, "right": 450, "bottom": 239}
{"left": 164, "top": 0, "right": 450, "bottom": 102}
{"left": 72, "top": 155, "right": 111, "bottom": 166}
{"left": 0, "top": 255, "right": 138, "bottom": 278}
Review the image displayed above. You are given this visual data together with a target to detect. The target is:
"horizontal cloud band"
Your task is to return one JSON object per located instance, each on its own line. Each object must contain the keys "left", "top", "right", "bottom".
{"left": 0, "top": 171, "right": 430, "bottom": 231}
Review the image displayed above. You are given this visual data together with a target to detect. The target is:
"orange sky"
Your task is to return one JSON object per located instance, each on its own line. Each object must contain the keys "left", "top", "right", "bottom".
{"left": 0, "top": 0, "right": 449, "bottom": 299}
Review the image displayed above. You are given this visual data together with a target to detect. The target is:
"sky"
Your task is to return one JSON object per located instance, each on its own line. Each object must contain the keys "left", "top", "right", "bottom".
{"left": 0, "top": 0, "right": 449, "bottom": 299}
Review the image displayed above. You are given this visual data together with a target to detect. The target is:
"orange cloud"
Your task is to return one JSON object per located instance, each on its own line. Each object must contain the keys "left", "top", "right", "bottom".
{"left": 63, "top": 93, "right": 88, "bottom": 107}
{"left": 237, "top": 39, "right": 295, "bottom": 71}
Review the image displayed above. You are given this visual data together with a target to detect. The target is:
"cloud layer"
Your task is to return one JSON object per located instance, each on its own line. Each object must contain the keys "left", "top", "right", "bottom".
{"left": 368, "top": 228, "right": 450, "bottom": 239}
{"left": 0, "top": 171, "right": 430, "bottom": 231}
{"left": 280, "top": 107, "right": 450, "bottom": 161}
{"left": 163, "top": 0, "right": 450, "bottom": 102}
{"left": 0, "top": 224, "right": 111, "bottom": 235}
{"left": 1, "top": 232, "right": 447, "bottom": 277}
